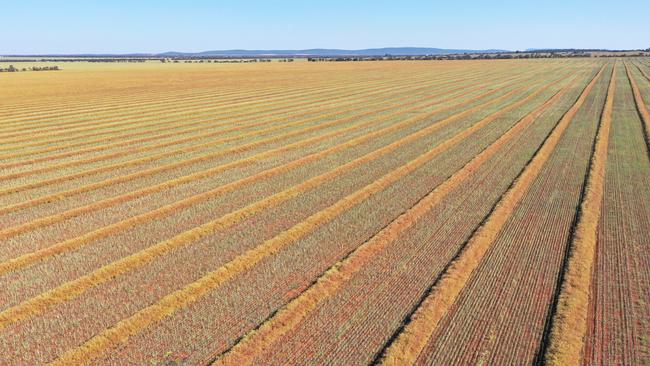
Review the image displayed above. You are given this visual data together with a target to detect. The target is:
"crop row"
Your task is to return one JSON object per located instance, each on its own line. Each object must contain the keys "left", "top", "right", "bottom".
{"left": 581, "top": 62, "right": 650, "bottom": 365}
{"left": 0, "top": 61, "right": 483, "bottom": 121}
{"left": 0, "top": 68, "right": 553, "bottom": 250}
{"left": 47, "top": 68, "right": 572, "bottom": 366}
{"left": 377, "top": 63, "right": 608, "bottom": 365}
{"left": 0, "top": 61, "right": 427, "bottom": 124}
{"left": 0, "top": 64, "right": 529, "bottom": 177}
{"left": 211, "top": 65, "right": 588, "bottom": 366}
{"left": 0, "top": 70, "right": 452, "bottom": 153}
{"left": 0, "top": 69, "right": 557, "bottom": 319}
{"left": 4, "top": 60, "right": 637, "bottom": 365}
{"left": 0, "top": 63, "right": 546, "bottom": 202}
{"left": 186, "top": 66, "right": 598, "bottom": 366}
{"left": 0, "top": 61, "right": 560, "bottom": 362}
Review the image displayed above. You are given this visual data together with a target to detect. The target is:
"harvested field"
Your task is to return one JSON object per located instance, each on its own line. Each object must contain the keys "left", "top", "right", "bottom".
{"left": 1, "top": 59, "right": 648, "bottom": 365}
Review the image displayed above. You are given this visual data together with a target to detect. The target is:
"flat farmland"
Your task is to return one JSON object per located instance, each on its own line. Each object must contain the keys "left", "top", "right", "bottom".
{"left": 1, "top": 59, "right": 648, "bottom": 365}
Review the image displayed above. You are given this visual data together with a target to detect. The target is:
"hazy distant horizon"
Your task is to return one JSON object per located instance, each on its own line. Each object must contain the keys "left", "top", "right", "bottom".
{"left": 3, "top": 46, "right": 649, "bottom": 58}
{"left": 2, "top": 0, "right": 649, "bottom": 54}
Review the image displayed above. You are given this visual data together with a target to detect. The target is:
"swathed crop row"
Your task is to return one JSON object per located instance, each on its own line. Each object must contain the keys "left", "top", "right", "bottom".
{"left": 0, "top": 68, "right": 557, "bottom": 236}
{"left": 381, "top": 64, "right": 607, "bottom": 365}
{"left": 0, "top": 75, "right": 450, "bottom": 177}
{"left": 0, "top": 71, "right": 461, "bottom": 165}
{"left": 0, "top": 65, "right": 532, "bottom": 215}
{"left": 0, "top": 70, "right": 447, "bottom": 149}
{"left": 2, "top": 61, "right": 563, "bottom": 155}
{"left": 0, "top": 71, "right": 568, "bottom": 364}
{"left": 47, "top": 72, "right": 566, "bottom": 365}
{"left": 0, "top": 61, "right": 482, "bottom": 123}
{"left": 0, "top": 71, "right": 556, "bottom": 320}
{"left": 182, "top": 65, "right": 596, "bottom": 366}
{"left": 4, "top": 59, "right": 631, "bottom": 365}
{"left": 0, "top": 80, "right": 524, "bottom": 269}
{"left": 0, "top": 61, "right": 536, "bottom": 159}
{"left": 625, "top": 63, "right": 650, "bottom": 153}
{"left": 0, "top": 63, "right": 429, "bottom": 127}
{"left": 545, "top": 65, "right": 615, "bottom": 365}
{"left": 582, "top": 63, "right": 650, "bottom": 365}
{"left": 0, "top": 72, "right": 462, "bottom": 167}
{"left": 212, "top": 68, "right": 582, "bottom": 366}
{"left": 0, "top": 64, "right": 550, "bottom": 211}
{"left": 0, "top": 62, "right": 528, "bottom": 169}
{"left": 633, "top": 61, "right": 650, "bottom": 82}
{"left": 2, "top": 62, "right": 521, "bottom": 140}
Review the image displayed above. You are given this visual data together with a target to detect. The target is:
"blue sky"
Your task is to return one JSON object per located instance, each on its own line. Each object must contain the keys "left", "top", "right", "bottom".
{"left": 3, "top": 0, "right": 649, "bottom": 54}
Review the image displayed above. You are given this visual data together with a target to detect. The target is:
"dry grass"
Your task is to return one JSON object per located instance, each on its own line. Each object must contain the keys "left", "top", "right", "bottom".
{"left": 5, "top": 60, "right": 635, "bottom": 365}
{"left": 0, "top": 76, "right": 530, "bottom": 329}
{"left": 0, "top": 64, "right": 527, "bottom": 198}
{"left": 545, "top": 65, "right": 615, "bottom": 365}
{"left": 0, "top": 73, "right": 440, "bottom": 162}
{"left": 212, "top": 71, "right": 579, "bottom": 366}
{"left": 0, "top": 67, "right": 544, "bottom": 241}
{"left": 45, "top": 67, "right": 563, "bottom": 366}
{"left": 381, "top": 65, "right": 606, "bottom": 365}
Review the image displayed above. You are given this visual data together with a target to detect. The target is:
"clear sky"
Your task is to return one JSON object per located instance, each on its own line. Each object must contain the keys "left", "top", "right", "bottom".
{"left": 3, "top": 0, "right": 649, "bottom": 54}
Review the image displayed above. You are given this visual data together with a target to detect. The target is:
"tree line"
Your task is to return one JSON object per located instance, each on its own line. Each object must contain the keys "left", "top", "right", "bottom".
{"left": 307, "top": 51, "right": 648, "bottom": 62}
{"left": 0, "top": 65, "right": 60, "bottom": 72}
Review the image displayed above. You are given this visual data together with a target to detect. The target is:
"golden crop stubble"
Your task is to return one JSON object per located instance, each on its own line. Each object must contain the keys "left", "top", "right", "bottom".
{"left": 0, "top": 61, "right": 528, "bottom": 161}
{"left": 0, "top": 61, "right": 539, "bottom": 198}
{"left": 380, "top": 64, "right": 607, "bottom": 365}
{"left": 213, "top": 70, "right": 583, "bottom": 366}
{"left": 0, "top": 61, "right": 473, "bottom": 126}
{"left": 0, "top": 73, "right": 445, "bottom": 167}
{"left": 0, "top": 62, "right": 545, "bottom": 219}
{"left": 0, "top": 86, "right": 494, "bottom": 272}
{"left": 0, "top": 70, "right": 440, "bottom": 148}
{"left": 545, "top": 64, "right": 615, "bottom": 365}
{"left": 0, "top": 75, "right": 444, "bottom": 179}
{"left": 0, "top": 63, "right": 430, "bottom": 134}
{"left": 48, "top": 72, "right": 566, "bottom": 365}
{"left": 0, "top": 69, "right": 544, "bottom": 288}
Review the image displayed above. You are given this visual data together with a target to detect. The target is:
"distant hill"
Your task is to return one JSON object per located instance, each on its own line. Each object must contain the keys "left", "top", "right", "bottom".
{"left": 158, "top": 47, "right": 510, "bottom": 57}
{"left": 7, "top": 47, "right": 650, "bottom": 58}
{"left": 524, "top": 48, "right": 649, "bottom": 53}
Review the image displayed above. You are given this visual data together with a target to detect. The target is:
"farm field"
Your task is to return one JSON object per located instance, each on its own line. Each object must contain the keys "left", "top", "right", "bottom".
{"left": 0, "top": 58, "right": 649, "bottom": 365}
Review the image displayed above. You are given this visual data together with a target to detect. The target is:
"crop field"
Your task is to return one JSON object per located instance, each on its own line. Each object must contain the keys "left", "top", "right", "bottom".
{"left": 0, "top": 58, "right": 648, "bottom": 365}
